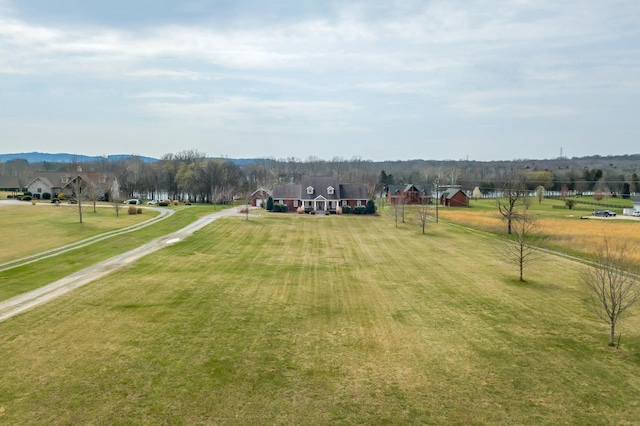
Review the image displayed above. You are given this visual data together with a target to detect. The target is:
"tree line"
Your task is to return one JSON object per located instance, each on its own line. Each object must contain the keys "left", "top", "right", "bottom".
{"left": 2, "top": 152, "right": 640, "bottom": 202}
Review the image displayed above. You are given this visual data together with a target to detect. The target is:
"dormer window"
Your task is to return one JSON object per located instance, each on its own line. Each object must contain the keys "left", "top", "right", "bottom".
{"left": 306, "top": 186, "right": 314, "bottom": 195}
{"left": 327, "top": 186, "right": 335, "bottom": 195}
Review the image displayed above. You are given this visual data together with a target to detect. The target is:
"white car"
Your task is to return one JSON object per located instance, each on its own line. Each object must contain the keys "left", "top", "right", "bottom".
{"left": 147, "top": 200, "right": 159, "bottom": 205}
{"left": 632, "top": 211, "right": 640, "bottom": 217}
{"left": 124, "top": 199, "right": 141, "bottom": 205}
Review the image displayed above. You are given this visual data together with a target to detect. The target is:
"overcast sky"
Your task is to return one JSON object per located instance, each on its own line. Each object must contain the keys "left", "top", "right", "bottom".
{"left": 0, "top": 0, "right": 638, "bottom": 161}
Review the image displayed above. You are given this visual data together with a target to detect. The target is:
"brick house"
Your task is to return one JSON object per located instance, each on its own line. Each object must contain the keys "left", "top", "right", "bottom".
{"left": 440, "top": 188, "right": 469, "bottom": 207}
{"left": 270, "top": 176, "right": 369, "bottom": 212}
{"left": 386, "top": 184, "right": 432, "bottom": 205}
{"left": 251, "top": 188, "right": 272, "bottom": 207}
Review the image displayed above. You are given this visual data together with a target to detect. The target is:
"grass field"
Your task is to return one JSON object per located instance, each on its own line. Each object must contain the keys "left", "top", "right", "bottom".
{"left": 0, "top": 203, "right": 158, "bottom": 263}
{"left": 435, "top": 198, "right": 640, "bottom": 263}
{"left": 1, "top": 213, "right": 639, "bottom": 424}
{"left": 0, "top": 204, "right": 224, "bottom": 301}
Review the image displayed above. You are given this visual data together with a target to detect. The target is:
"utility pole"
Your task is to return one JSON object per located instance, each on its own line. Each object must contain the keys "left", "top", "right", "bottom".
{"left": 434, "top": 177, "right": 439, "bottom": 223}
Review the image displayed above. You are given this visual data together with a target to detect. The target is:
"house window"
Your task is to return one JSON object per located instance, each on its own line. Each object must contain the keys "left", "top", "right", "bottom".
{"left": 306, "top": 186, "right": 314, "bottom": 195}
{"left": 293, "top": 200, "right": 298, "bottom": 207}
{"left": 342, "top": 200, "right": 348, "bottom": 207}
{"left": 357, "top": 200, "right": 362, "bottom": 207}
{"left": 327, "top": 186, "right": 335, "bottom": 195}
{"left": 37, "top": 188, "right": 42, "bottom": 193}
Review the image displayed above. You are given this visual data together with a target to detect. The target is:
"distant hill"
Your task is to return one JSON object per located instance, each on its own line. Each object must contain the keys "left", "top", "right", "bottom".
{"left": 0, "top": 152, "right": 259, "bottom": 166}
{"left": 0, "top": 152, "right": 158, "bottom": 163}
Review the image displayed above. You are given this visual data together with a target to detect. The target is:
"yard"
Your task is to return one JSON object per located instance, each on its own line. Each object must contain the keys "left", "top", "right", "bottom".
{"left": 1, "top": 213, "right": 639, "bottom": 424}
{"left": 0, "top": 202, "right": 156, "bottom": 264}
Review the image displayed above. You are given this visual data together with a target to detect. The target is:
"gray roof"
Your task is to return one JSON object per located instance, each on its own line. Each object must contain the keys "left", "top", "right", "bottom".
{"left": 340, "top": 184, "right": 369, "bottom": 200}
{"left": 0, "top": 176, "right": 21, "bottom": 190}
{"left": 270, "top": 177, "right": 368, "bottom": 201}
{"left": 441, "top": 188, "right": 467, "bottom": 199}
{"left": 300, "top": 176, "right": 341, "bottom": 200}
{"left": 388, "top": 184, "right": 431, "bottom": 197}
{"left": 272, "top": 184, "right": 302, "bottom": 200}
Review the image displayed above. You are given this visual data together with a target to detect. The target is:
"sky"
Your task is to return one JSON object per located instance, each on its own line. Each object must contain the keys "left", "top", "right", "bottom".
{"left": 0, "top": 0, "right": 639, "bottom": 162}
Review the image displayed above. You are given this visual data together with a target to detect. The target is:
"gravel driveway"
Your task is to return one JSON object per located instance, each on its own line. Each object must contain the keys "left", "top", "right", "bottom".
{"left": 0, "top": 207, "right": 251, "bottom": 322}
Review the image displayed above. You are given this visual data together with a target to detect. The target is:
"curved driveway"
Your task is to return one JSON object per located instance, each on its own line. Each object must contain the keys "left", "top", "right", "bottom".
{"left": 0, "top": 204, "right": 174, "bottom": 272}
{"left": 0, "top": 207, "right": 251, "bottom": 322}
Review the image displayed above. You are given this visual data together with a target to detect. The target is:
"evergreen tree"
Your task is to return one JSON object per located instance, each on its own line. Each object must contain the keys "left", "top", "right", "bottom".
{"left": 365, "top": 199, "right": 376, "bottom": 214}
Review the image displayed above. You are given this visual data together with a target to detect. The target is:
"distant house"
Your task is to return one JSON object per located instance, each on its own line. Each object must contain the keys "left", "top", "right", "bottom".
{"left": 386, "top": 184, "right": 431, "bottom": 205}
{"left": 271, "top": 176, "right": 368, "bottom": 212}
{"left": 251, "top": 188, "right": 271, "bottom": 207}
{"left": 440, "top": 188, "right": 469, "bottom": 207}
{"left": 633, "top": 196, "right": 640, "bottom": 212}
{"left": 25, "top": 170, "right": 119, "bottom": 200}
{"left": 0, "top": 176, "right": 22, "bottom": 194}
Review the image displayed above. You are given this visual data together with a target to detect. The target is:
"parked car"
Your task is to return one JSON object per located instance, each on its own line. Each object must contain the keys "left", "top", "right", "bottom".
{"left": 124, "top": 199, "right": 142, "bottom": 205}
{"left": 593, "top": 210, "right": 616, "bottom": 217}
{"left": 147, "top": 200, "right": 159, "bottom": 205}
{"left": 632, "top": 211, "right": 640, "bottom": 217}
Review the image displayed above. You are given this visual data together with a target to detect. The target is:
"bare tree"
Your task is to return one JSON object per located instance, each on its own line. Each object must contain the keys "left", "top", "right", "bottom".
{"left": 536, "top": 186, "right": 545, "bottom": 204}
{"left": 581, "top": 238, "right": 640, "bottom": 346}
{"left": 416, "top": 198, "right": 429, "bottom": 234}
{"left": 67, "top": 176, "right": 90, "bottom": 224}
{"left": 500, "top": 213, "right": 545, "bottom": 282}
{"left": 424, "top": 167, "right": 443, "bottom": 223}
{"left": 497, "top": 171, "right": 526, "bottom": 234}
{"left": 390, "top": 192, "right": 405, "bottom": 228}
{"left": 472, "top": 186, "right": 482, "bottom": 201}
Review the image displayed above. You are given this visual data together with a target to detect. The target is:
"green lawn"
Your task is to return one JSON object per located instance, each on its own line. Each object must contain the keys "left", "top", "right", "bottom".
{"left": 0, "top": 205, "right": 224, "bottom": 301}
{"left": 1, "top": 213, "right": 639, "bottom": 424}
{"left": 0, "top": 203, "right": 157, "bottom": 263}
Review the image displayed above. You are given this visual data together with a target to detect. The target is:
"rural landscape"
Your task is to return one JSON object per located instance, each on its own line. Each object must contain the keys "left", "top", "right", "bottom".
{"left": 2, "top": 0, "right": 639, "bottom": 423}
{"left": 1, "top": 153, "right": 640, "bottom": 424}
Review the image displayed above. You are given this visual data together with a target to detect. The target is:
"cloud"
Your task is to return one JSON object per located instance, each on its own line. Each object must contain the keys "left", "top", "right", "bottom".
{"left": 127, "top": 91, "right": 199, "bottom": 100}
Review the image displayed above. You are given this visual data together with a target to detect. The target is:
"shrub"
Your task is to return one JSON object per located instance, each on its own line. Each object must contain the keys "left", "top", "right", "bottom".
{"left": 58, "top": 193, "right": 66, "bottom": 200}
{"left": 23, "top": 191, "right": 32, "bottom": 196}
{"left": 354, "top": 206, "right": 366, "bottom": 214}
{"left": 297, "top": 206, "right": 304, "bottom": 214}
{"left": 281, "top": 204, "right": 288, "bottom": 213}
{"left": 31, "top": 199, "right": 38, "bottom": 205}
{"left": 365, "top": 199, "right": 376, "bottom": 214}
{"left": 42, "top": 192, "right": 51, "bottom": 200}
{"left": 164, "top": 199, "right": 172, "bottom": 204}
{"left": 173, "top": 200, "right": 179, "bottom": 206}
{"left": 158, "top": 202, "right": 169, "bottom": 206}
{"left": 137, "top": 208, "right": 143, "bottom": 214}
{"left": 342, "top": 205, "right": 351, "bottom": 214}
{"left": 128, "top": 205, "right": 138, "bottom": 215}
{"left": 565, "top": 199, "right": 577, "bottom": 210}
{"left": 6, "top": 195, "right": 13, "bottom": 199}
{"left": 51, "top": 198, "right": 60, "bottom": 204}
{"left": 273, "top": 203, "right": 282, "bottom": 213}
{"left": 266, "top": 196, "right": 274, "bottom": 211}
{"left": 21, "top": 195, "right": 32, "bottom": 201}
{"left": 336, "top": 206, "right": 343, "bottom": 215}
